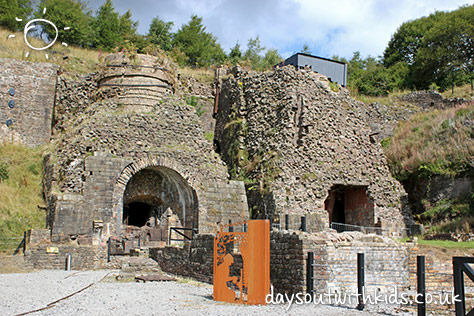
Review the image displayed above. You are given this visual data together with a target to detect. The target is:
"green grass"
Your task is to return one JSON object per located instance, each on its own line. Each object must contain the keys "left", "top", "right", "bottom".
{"left": 0, "top": 143, "right": 45, "bottom": 250}
{"left": 441, "top": 83, "right": 474, "bottom": 99}
{"left": 354, "top": 89, "right": 411, "bottom": 106}
{"left": 399, "top": 237, "right": 474, "bottom": 249}
{"left": 204, "top": 131, "right": 214, "bottom": 142}
{"left": 417, "top": 239, "right": 474, "bottom": 249}
{"left": 180, "top": 67, "right": 215, "bottom": 84}
{"left": 329, "top": 81, "right": 340, "bottom": 93}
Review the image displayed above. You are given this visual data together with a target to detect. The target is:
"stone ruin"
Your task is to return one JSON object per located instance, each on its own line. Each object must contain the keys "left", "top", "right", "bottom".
{"left": 215, "top": 66, "right": 413, "bottom": 236}
{"left": 42, "top": 53, "right": 249, "bottom": 248}
{"left": 0, "top": 54, "right": 434, "bottom": 304}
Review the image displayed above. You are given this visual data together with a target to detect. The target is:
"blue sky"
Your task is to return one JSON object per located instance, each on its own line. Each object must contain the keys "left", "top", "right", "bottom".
{"left": 87, "top": 0, "right": 474, "bottom": 60}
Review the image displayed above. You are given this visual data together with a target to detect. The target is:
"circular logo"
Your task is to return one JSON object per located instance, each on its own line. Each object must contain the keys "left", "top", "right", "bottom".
{"left": 23, "top": 18, "right": 58, "bottom": 51}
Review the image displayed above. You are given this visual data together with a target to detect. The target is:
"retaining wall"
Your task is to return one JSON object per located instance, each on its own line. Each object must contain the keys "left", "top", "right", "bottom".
{"left": 0, "top": 58, "right": 57, "bottom": 146}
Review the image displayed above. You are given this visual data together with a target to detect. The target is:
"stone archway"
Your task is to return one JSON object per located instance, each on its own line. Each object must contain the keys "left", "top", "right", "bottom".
{"left": 112, "top": 157, "right": 199, "bottom": 235}
{"left": 122, "top": 166, "right": 197, "bottom": 229}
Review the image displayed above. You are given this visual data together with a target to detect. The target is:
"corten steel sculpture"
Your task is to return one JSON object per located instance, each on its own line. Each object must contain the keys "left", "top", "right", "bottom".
{"left": 213, "top": 219, "right": 270, "bottom": 305}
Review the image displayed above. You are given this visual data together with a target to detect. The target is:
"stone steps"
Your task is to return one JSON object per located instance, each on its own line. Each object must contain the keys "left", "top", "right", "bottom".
{"left": 107, "top": 250, "right": 163, "bottom": 280}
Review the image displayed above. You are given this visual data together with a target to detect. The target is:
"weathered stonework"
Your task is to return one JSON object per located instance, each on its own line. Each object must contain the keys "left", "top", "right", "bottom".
{"left": 215, "top": 66, "right": 412, "bottom": 235}
{"left": 45, "top": 53, "right": 248, "bottom": 243}
{"left": 150, "top": 234, "right": 215, "bottom": 283}
{"left": 0, "top": 58, "right": 58, "bottom": 146}
{"left": 359, "top": 101, "right": 420, "bottom": 142}
{"left": 25, "top": 243, "right": 107, "bottom": 270}
{"left": 399, "top": 91, "right": 473, "bottom": 109}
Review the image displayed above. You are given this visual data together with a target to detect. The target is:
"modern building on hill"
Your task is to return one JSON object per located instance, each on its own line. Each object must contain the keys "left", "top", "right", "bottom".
{"left": 279, "top": 53, "right": 348, "bottom": 87}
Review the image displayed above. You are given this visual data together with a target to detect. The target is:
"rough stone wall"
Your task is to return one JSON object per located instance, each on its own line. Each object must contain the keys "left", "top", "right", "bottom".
{"left": 215, "top": 66, "right": 411, "bottom": 234}
{"left": 25, "top": 244, "right": 107, "bottom": 270}
{"left": 46, "top": 53, "right": 248, "bottom": 242}
{"left": 399, "top": 91, "right": 474, "bottom": 110}
{"left": 270, "top": 231, "right": 306, "bottom": 294}
{"left": 304, "top": 232, "right": 411, "bottom": 295}
{"left": 150, "top": 234, "right": 215, "bottom": 283}
{"left": 359, "top": 102, "right": 420, "bottom": 141}
{"left": 268, "top": 230, "right": 412, "bottom": 295}
{"left": 403, "top": 171, "right": 473, "bottom": 215}
{"left": 400, "top": 91, "right": 445, "bottom": 109}
{"left": 199, "top": 181, "right": 249, "bottom": 233}
{"left": 50, "top": 154, "right": 127, "bottom": 242}
{"left": 406, "top": 246, "right": 474, "bottom": 313}
{"left": 0, "top": 58, "right": 58, "bottom": 146}
{"left": 53, "top": 73, "right": 98, "bottom": 134}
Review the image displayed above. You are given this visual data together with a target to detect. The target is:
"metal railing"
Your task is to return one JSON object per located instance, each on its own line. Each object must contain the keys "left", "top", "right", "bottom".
{"left": 169, "top": 227, "right": 198, "bottom": 243}
{"left": 330, "top": 222, "right": 388, "bottom": 235}
{"left": 0, "top": 232, "right": 26, "bottom": 254}
{"left": 331, "top": 222, "right": 413, "bottom": 236}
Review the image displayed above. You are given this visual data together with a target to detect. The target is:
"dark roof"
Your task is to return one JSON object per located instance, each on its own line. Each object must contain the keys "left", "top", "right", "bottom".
{"left": 285, "top": 53, "right": 346, "bottom": 66}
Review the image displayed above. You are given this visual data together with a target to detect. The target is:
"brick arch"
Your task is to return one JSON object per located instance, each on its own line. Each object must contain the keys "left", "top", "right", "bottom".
{"left": 111, "top": 157, "right": 199, "bottom": 233}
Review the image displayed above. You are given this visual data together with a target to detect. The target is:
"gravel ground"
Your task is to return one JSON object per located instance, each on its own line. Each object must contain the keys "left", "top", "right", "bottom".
{"left": 0, "top": 270, "right": 414, "bottom": 316}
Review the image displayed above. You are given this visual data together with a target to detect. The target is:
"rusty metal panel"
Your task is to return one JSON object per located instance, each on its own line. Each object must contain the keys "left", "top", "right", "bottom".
{"left": 213, "top": 220, "right": 270, "bottom": 305}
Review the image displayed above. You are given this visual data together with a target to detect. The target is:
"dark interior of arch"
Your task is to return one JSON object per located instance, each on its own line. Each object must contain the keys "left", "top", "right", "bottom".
{"left": 122, "top": 166, "right": 198, "bottom": 229}
{"left": 324, "top": 184, "right": 374, "bottom": 228}
{"left": 123, "top": 202, "right": 152, "bottom": 227}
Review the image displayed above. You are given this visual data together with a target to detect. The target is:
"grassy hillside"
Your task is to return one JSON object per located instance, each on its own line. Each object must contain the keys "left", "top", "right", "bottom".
{"left": 441, "top": 84, "right": 474, "bottom": 99}
{"left": 384, "top": 103, "right": 474, "bottom": 233}
{"left": 384, "top": 103, "right": 474, "bottom": 180}
{"left": 0, "top": 28, "right": 102, "bottom": 73}
{"left": 0, "top": 143, "right": 45, "bottom": 250}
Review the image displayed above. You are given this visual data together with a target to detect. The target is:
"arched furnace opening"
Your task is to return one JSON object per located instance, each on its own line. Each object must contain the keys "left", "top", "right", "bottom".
{"left": 122, "top": 166, "right": 198, "bottom": 230}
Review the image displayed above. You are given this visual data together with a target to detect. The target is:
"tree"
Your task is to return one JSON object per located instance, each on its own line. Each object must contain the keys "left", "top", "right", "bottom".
{"left": 0, "top": 0, "right": 32, "bottom": 31}
{"left": 35, "top": 0, "right": 92, "bottom": 47}
{"left": 173, "top": 15, "right": 225, "bottom": 66}
{"left": 335, "top": 52, "right": 401, "bottom": 96}
{"left": 92, "top": 0, "right": 137, "bottom": 52}
{"left": 228, "top": 42, "right": 242, "bottom": 65}
{"left": 384, "top": 5, "right": 474, "bottom": 91}
{"left": 383, "top": 14, "right": 439, "bottom": 67}
{"left": 413, "top": 6, "right": 474, "bottom": 90}
{"left": 243, "top": 36, "right": 264, "bottom": 69}
{"left": 92, "top": 0, "right": 120, "bottom": 51}
{"left": 301, "top": 43, "right": 312, "bottom": 54}
{"left": 148, "top": 16, "right": 174, "bottom": 51}
{"left": 118, "top": 9, "right": 137, "bottom": 41}
{"left": 261, "top": 48, "right": 282, "bottom": 70}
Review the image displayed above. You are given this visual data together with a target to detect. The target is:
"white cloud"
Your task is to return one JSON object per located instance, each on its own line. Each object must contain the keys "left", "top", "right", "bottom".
{"left": 90, "top": 0, "right": 474, "bottom": 59}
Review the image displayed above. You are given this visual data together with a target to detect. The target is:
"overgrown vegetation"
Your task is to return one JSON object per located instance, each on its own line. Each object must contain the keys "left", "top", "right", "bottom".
{"left": 0, "top": 143, "right": 45, "bottom": 249}
{"left": 384, "top": 103, "right": 474, "bottom": 233}
{"left": 385, "top": 104, "right": 474, "bottom": 180}
{"left": 419, "top": 198, "right": 473, "bottom": 233}
{"left": 185, "top": 96, "right": 206, "bottom": 117}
